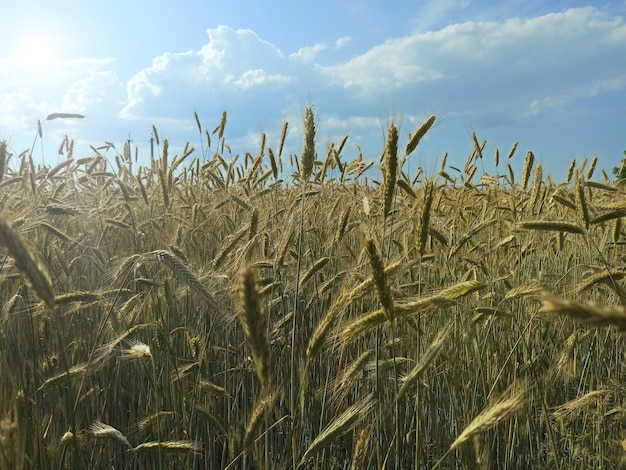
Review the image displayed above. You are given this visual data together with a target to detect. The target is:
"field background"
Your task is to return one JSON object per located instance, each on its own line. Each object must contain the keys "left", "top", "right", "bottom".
{"left": 0, "top": 111, "right": 625, "bottom": 469}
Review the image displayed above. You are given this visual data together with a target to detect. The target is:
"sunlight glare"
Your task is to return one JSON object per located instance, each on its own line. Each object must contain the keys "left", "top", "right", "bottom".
{"left": 13, "top": 33, "right": 59, "bottom": 70}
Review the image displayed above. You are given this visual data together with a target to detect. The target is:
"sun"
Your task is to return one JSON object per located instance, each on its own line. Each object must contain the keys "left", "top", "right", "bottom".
{"left": 12, "top": 33, "right": 59, "bottom": 70}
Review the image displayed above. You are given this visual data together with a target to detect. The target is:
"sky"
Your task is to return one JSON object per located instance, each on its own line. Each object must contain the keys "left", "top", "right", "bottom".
{"left": 1, "top": 0, "right": 625, "bottom": 182}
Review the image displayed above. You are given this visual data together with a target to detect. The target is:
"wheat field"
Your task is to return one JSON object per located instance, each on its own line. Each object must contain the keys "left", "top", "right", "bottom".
{"left": 0, "top": 111, "right": 625, "bottom": 469}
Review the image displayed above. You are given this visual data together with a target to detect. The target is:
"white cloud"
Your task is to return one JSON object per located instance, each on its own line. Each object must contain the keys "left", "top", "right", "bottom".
{"left": 229, "top": 69, "right": 293, "bottom": 89}
{"left": 528, "top": 95, "right": 570, "bottom": 116}
{"left": 290, "top": 36, "right": 352, "bottom": 63}
{"left": 289, "top": 43, "right": 327, "bottom": 63}
{"left": 0, "top": 57, "right": 114, "bottom": 89}
{"left": 318, "top": 6, "right": 626, "bottom": 120}
{"left": 334, "top": 36, "right": 352, "bottom": 49}
{"left": 62, "top": 71, "right": 119, "bottom": 114}
{"left": 2, "top": 6, "right": 621, "bottom": 179}
{"left": 111, "top": 7, "right": 624, "bottom": 177}
{"left": 0, "top": 54, "right": 118, "bottom": 141}
{"left": 120, "top": 26, "right": 302, "bottom": 120}
{"left": 0, "top": 92, "right": 45, "bottom": 131}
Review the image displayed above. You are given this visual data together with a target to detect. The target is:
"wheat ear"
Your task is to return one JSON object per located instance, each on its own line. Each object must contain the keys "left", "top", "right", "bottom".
{"left": 238, "top": 267, "right": 271, "bottom": 387}
{"left": 450, "top": 387, "right": 526, "bottom": 450}
{"left": 521, "top": 150, "right": 535, "bottom": 190}
{"left": 152, "top": 250, "right": 218, "bottom": 309}
{"left": 301, "top": 108, "right": 316, "bottom": 182}
{"left": 517, "top": 221, "right": 585, "bottom": 235}
{"left": 383, "top": 123, "right": 399, "bottom": 219}
{"left": 366, "top": 238, "right": 394, "bottom": 322}
{"left": 405, "top": 115, "right": 435, "bottom": 156}
{"left": 350, "top": 424, "right": 373, "bottom": 470}
{"left": 397, "top": 324, "right": 451, "bottom": 398}
{"left": 507, "top": 141, "right": 518, "bottom": 159}
{"left": 89, "top": 421, "right": 132, "bottom": 448}
{"left": 307, "top": 292, "right": 349, "bottom": 359}
{"left": 244, "top": 390, "right": 278, "bottom": 448}
{"left": 567, "top": 159, "right": 576, "bottom": 183}
{"left": 539, "top": 292, "right": 626, "bottom": 331}
{"left": 0, "top": 217, "right": 55, "bottom": 309}
{"left": 134, "top": 441, "right": 202, "bottom": 455}
{"left": 576, "top": 178, "right": 590, "bottom": 229}
{"left": 278, "top": 120, "right": 288, "bottom": 157}
{"left": 299, "top": 394, "right": 375, "bottom": 466}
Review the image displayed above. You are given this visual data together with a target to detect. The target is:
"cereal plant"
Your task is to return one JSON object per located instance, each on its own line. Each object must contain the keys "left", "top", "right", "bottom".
{"left": 0, "top": 111, "right": 625, "bottom": 469}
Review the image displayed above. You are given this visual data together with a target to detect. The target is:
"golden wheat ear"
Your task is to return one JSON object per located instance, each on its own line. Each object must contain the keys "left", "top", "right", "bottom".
{"left": 383, "top": 123, "right": 398, "bottom": 219}
{"left": 300, "top": 107, "right": 316, "bottom": 183}
{"left": 299, "top": 394, "right": 376, "bottom": 466}
{"left": 539, "top": 292, "right": 626, "bottom": 331}
{"left": 366, "top": 238, "right": 394, "bottom": 322}
{"left": 450, "top": 387, "right": 527, "bottom": 450}
{"left": 0, "top": 217, "right": 55, "bottom": 309}
{"left": 406, "top": 115, "right": 435, "bottom": 157}
{"left": 237, "top": 267, "right": 271, "bottom": 387}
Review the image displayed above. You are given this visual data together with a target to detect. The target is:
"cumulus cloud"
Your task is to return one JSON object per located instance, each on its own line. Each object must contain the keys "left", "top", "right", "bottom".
{"left": 319, "top": 6, "right": 626, "bottom": 119}
{"left": 118, "top": 7, "right": 626, "bottom": 144}
{"left": 120, "top": 26, "right": 305, "bottom": 121}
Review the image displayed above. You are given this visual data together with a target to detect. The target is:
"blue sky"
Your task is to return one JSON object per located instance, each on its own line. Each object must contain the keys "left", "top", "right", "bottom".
{"left": 1, "top": 0, "right": 625, "bottom": 181}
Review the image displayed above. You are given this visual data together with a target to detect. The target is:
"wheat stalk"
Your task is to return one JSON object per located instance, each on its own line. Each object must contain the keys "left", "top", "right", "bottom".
{"left": 214, "top": 111, "right": 227, "bottom": 140}
{"left": 417, "top": 180, "right": 435, "bottom": 256}
{"left": 335, "top": 206, "right": 351, "bottom": 245}
{"left": 0, "top": 140, "right": 6, "bottom": 185}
